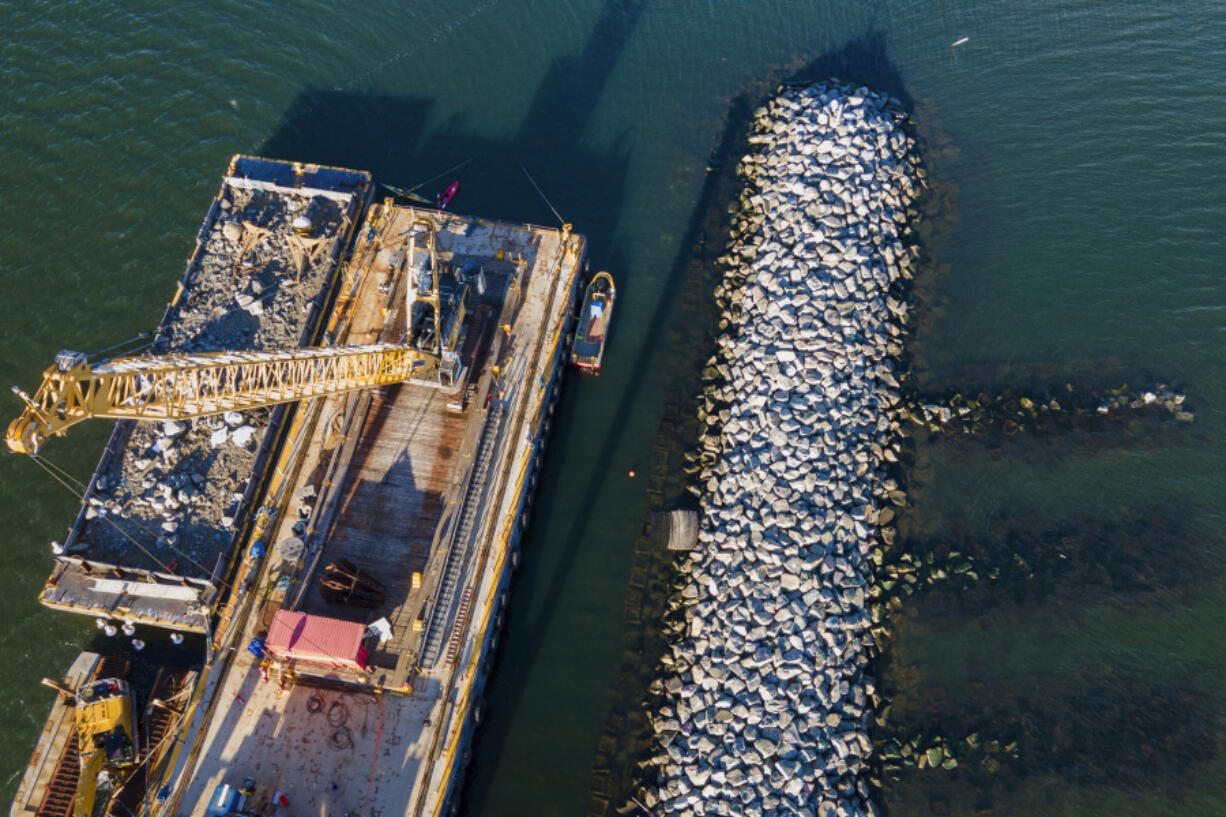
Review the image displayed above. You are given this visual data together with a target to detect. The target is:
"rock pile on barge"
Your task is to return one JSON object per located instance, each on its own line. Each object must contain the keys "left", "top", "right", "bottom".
{"left": 81, "top": 184, "right": 346, "bottom": 557}
{"left": 38, "top": 158, "right": 371, "bottom": 631}
{"left": 642, "top": 82, "right": 921, "bottom": 817}
{"left": 78, "top": 184, "right": 347, "bottom": 568}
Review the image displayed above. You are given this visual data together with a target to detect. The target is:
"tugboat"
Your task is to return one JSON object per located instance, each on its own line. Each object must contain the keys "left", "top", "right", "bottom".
{"left": 570, "top": 271, "right": 615, "bottom": 373}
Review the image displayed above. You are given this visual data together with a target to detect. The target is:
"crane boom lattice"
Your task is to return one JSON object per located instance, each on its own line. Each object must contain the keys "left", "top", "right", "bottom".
{"left": 8, "top": 344, "right": 431, "bottom": 455}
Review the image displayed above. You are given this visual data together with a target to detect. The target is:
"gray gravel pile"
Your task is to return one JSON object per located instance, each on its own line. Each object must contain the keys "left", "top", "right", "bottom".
{"left": 74, "top": 184, "right": 347, "bottom": 575}
{"left": 641, "top": 82, "right": 922, "bottom": 817}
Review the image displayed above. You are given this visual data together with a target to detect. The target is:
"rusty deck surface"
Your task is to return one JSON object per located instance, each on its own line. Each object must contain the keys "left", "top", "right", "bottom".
{"left": 297, "top": 383, "right": 468, "bottom": 660}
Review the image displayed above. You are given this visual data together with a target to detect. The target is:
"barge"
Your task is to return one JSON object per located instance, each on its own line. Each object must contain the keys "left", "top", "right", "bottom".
{"left": 37, "top": 156, "right": 373, "bottom": 633}
{"left": 11, "top": 155, "right": 588, "bottom": 817}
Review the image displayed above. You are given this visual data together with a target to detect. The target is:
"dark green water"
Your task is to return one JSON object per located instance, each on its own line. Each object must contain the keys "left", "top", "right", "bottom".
{"left": 2, "top": 2, "right": 1224, "bottom": 815}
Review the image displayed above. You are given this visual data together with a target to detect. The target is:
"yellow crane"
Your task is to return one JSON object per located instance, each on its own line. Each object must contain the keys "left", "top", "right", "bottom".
{"left": 7, "top": 208, "right": 483, "bottom": 456}
{"left": 7, "top": 343, "right": 438, "bottom": 456}
{"left": 38, "top": 671, "right": 140, "bottom": 817}
{"left": 72, "top": 677, "right": 138, "bottom": 817}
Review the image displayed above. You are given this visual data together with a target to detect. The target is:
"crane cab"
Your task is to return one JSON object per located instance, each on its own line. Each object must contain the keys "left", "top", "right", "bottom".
{"left": 75, "top": 678, "right": 138, "bottom": 768}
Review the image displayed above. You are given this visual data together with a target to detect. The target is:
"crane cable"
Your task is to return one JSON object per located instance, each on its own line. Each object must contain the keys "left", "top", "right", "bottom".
{"left": 383, "top": 156, "right": 476, "bottom": 196}
{"left": 520, "top": 165, "right": 566, "bottom": 227}
{"left": 27, "top": 454, "right": 182, "bottom": 579}
{"left": 38, "top": 453, "right": 88, "bottom": 493}
{"left": 26, "top": 451, "right": 374, "bottom": 667}
{"left": 86, "top": 332, "right": 152, "bottom": 362}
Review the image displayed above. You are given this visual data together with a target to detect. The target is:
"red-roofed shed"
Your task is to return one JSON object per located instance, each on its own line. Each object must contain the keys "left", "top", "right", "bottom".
{"left": 265, "top": 610, "right": 369, "bottom": 670}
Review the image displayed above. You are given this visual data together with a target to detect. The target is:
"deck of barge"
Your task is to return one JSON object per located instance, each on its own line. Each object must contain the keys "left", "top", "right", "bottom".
{"left": 296, "top": 385, "right": 464, "bottom": 665}
{"left": 166, "top": 203, "right": 585, "bottom": 817}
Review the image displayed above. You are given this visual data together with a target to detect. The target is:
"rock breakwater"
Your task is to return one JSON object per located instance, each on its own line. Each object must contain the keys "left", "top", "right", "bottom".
{"left": 641, "top": 82, "right": 922, "bottom": 817}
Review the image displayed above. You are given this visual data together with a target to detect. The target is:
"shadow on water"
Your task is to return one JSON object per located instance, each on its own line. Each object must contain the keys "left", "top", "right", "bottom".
{"left": 256, "top": 8, "right": 645, "bottom": 265}
{"left": 784, "top": 31, "right": 915, "bottom": 111}
{"left": 261, "top": 94, "right": 436, "bottom": 184}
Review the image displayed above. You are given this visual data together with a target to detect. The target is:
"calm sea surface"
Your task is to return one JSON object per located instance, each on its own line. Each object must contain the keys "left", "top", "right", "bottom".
{"left": 2, "top": 2, "right": 1224, "bottom": 816}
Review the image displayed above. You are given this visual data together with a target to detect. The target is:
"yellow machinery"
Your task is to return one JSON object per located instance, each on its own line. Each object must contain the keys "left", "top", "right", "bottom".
{"left": 73, "top": 678, "right": 138, "bottom": 817}
{"left": 7, "top": 344, "right": 434, "bottom": 455}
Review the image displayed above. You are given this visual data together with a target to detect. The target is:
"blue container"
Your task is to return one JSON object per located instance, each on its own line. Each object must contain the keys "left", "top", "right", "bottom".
{"left": 206, "top": 784, "right": 239, "bottom": 817}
